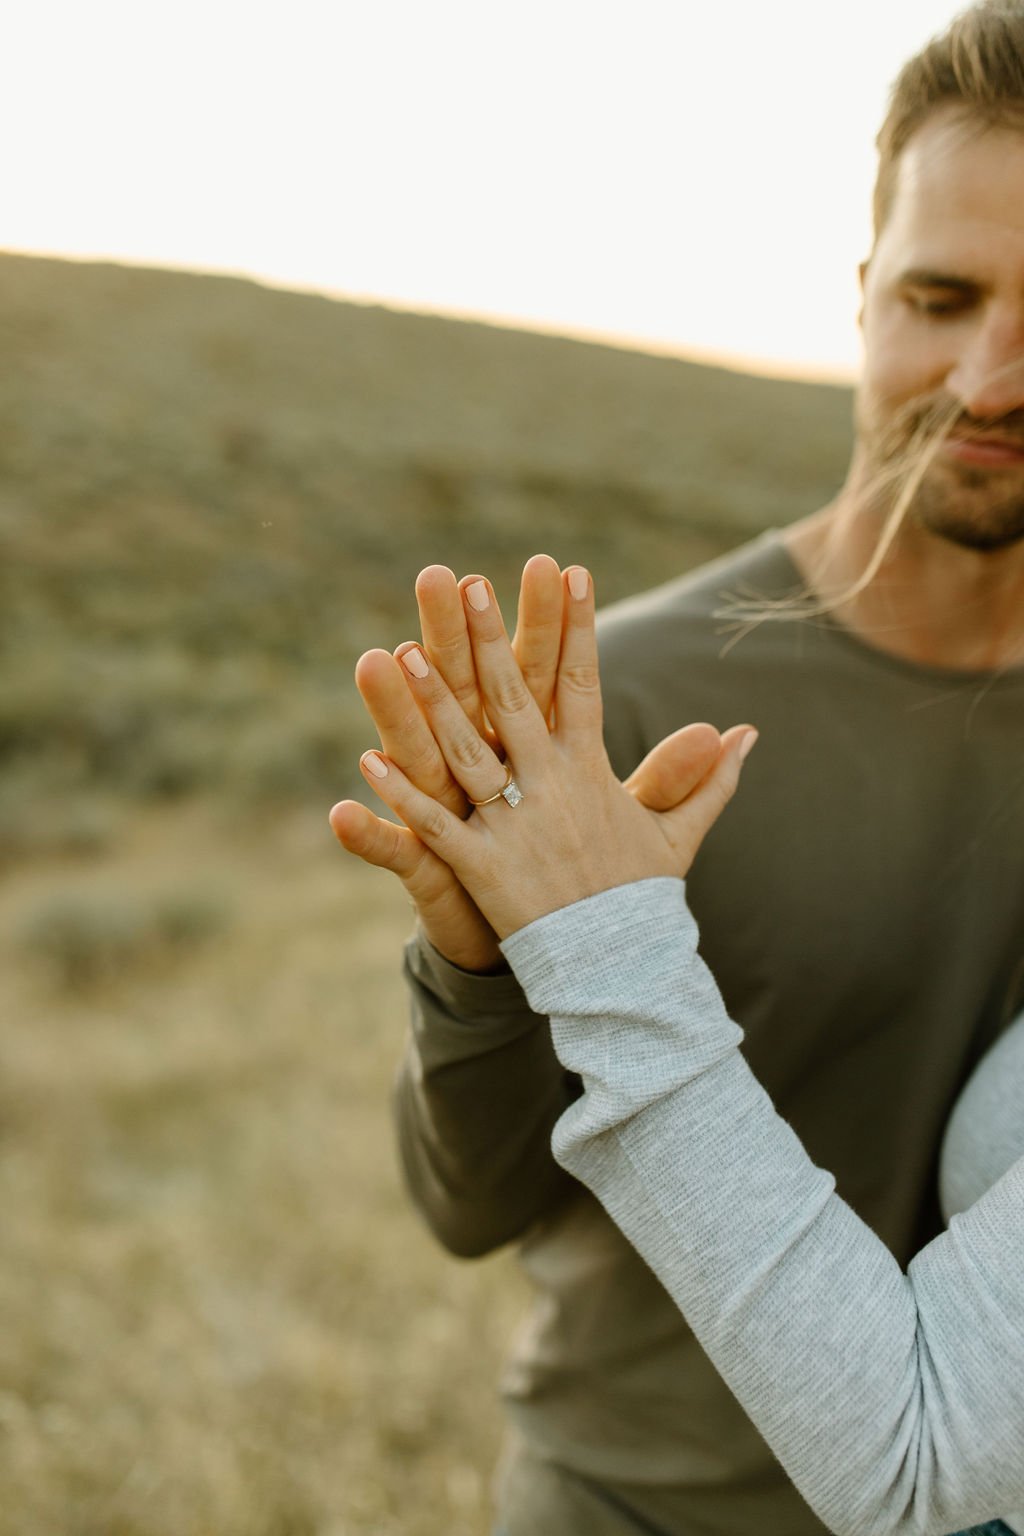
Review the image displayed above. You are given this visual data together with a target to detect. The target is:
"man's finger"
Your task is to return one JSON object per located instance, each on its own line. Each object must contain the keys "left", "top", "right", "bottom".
{"left": 330, "top": 796, "right": 504, "bottom": 971}
{"left": 625, "top": 723, "right": 722, "bottom": 812}
{"left": 552, "top": 567, "right": 604, "bottom": 750}
{"left": 416, "top": 565, "right": 488, "bottom": 737}
{"left": 661, "top": 725, "right": 757, "bottom": 867}
{"left": 511, "top": 553, "right": 564, "bottom": 725}
{"left": 329, "top": 797, "right": 425, "bottom": 878}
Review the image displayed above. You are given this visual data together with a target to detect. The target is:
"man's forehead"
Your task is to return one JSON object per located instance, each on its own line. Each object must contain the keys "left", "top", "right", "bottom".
{"left": 884, "top": 107, "right": 1024, "bottom": 254}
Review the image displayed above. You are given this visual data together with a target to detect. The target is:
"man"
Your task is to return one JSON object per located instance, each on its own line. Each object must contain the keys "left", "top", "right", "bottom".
{"left": 332, "top": 5, "right": 1024, "bottom": 1531}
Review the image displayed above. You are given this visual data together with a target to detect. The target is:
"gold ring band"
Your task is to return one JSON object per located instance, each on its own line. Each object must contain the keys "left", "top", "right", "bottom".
{"left": 468, "top": 768, "right": 524, "bottom": 809}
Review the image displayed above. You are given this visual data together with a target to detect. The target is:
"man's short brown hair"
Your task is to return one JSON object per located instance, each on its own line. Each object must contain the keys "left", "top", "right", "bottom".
{"left": 874, "top": 1, "right": 1024, "bottom": 237}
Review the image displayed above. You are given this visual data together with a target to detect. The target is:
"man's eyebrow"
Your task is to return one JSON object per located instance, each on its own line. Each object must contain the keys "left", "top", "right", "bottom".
{"left": 896, "top": 268, "right": 980, "bottom": 292}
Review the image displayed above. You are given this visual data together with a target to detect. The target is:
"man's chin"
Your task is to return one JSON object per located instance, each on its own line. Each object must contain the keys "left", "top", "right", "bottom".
{"left": 912, "top": 503, "right": 1024, "bottom": 553}
{"left": 906, "top": 462, "right": 1024, "bottom": 552}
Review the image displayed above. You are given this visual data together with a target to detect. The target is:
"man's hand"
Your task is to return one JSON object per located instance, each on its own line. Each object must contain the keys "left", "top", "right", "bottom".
{"left": 331, "top": 556, "right": 564, "bottom": 971}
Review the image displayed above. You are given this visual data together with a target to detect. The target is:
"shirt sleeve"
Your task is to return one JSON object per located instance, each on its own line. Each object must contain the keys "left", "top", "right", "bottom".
{"left": 392, "top": 928, "right": 579, "bottom": 1257}
{"left": 501, "top": 879, "right": 1024, "bottom": 1536}
{"left": 390, "top": 609, "right": 656, "bottom": 1260}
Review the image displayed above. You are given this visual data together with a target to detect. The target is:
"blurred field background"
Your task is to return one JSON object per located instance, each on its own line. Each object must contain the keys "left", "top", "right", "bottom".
{"left": 0, "top": 249, "right": 852, "bottom": 1535}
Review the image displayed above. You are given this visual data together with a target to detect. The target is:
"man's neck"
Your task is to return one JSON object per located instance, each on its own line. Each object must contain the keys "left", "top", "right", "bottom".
{"left": 783, "top": 490, "right": 1024, "bottom": 673}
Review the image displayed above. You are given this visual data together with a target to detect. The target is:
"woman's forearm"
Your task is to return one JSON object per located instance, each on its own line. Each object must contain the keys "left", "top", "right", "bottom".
{"left": 502, "top": 878, "right": 1024, "bottom": 1536}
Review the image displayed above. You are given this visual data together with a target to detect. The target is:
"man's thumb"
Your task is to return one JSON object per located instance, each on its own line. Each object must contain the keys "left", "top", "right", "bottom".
{"left": 624, "top": 723, "right": 722, "bottom": 812}
{"left": 662, "top": 725, "right": 758, "bottom": 872}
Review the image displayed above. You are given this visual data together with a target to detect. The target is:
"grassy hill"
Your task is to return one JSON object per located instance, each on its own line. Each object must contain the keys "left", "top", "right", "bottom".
{"left": 1, "top": 252, "right": 852, "bottom": 855}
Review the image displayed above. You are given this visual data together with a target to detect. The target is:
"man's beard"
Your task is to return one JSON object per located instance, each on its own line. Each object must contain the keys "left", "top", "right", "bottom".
{"left": 855, "top": 390, "right": 1024, "bottom": 553}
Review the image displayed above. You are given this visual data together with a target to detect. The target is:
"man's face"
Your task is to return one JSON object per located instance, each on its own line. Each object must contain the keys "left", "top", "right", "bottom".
{"left": 857, "top": 108, "right": 1024, "bottom": 551}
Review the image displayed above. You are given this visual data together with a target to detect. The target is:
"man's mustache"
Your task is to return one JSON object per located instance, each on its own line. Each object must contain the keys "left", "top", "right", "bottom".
{"left": 948, "top": 413, "right": 1024, "bottom": 448}
{"left": 889, "top": 396, "right": 1024, "bottom": 456}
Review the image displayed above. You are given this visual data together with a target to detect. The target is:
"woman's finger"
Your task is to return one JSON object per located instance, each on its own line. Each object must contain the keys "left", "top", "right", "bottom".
{"left": 394, "top": 641, "right": 519, "bottom": 808}
{"left": 358, "top": 749, "right": 479, "bottom": 867}
{"left": 510, "top": 554, "right": 564, "bottom": 725}
{"left": 624, "top": 723, "right": 722, "bottom": 812}
{"left": 415, "top": 565, "right": 488, "bottom": 739}
{"left": 458, "top": 576, "right": 551, "bottom": 760}
{"left": 553, "top": 567, "right": 604, "bottom": 751}
{"left": 355, "top": 648, "right": 468, "bottom": 815}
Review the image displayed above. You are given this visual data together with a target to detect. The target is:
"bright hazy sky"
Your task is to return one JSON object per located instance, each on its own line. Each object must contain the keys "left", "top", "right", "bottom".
{"left": 6, "top": 0, "right": 967, "bottom": 379}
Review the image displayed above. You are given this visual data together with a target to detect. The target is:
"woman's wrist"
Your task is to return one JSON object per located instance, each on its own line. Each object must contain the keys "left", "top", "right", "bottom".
{"left": 500, "top": 876, "right": 690, "bottom": 1002}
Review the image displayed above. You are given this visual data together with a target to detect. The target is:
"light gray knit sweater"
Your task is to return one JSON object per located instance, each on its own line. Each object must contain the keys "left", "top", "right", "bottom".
{"left": 501, "top": 879, "right": 1024, "bottom": 1536}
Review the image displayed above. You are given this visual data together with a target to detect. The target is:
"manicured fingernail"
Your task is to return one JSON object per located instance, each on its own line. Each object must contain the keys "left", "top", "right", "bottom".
{"left": 465, "top": 580, "right": 490, "bottom": 612}
{"left": 362, "top": 751, "right": 389, "bottom": 779}
{"left": 400, "top": 646, "right": 429, "bottom": 679}
{"left": 568, "top": 567, "right": 589, "bottom": 600}
{"left": 738, "top": 729, "right": 759, "bottom": 762}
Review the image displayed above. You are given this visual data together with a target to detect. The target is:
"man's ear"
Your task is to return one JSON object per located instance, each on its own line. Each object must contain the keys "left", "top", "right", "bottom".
{"left": 857, "top": 259, "right": 869, "bottom": 330}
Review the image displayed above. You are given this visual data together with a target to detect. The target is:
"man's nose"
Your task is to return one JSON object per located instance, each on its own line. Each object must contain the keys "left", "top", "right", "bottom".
{"left": 946, "top": 310, "right": 1024, "bottom": 419}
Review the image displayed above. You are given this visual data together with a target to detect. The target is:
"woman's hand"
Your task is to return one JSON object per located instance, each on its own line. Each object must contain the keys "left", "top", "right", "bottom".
{"left": 347, "top": 566, "right": 755, "bottom": 941}
{"left": 331, "top": 556, "right": 748, "bottom": 968}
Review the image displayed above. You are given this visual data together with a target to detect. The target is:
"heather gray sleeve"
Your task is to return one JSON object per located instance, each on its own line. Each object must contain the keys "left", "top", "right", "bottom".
{"left": 501, "top": 879, "right": 1024, "bottom": 1536}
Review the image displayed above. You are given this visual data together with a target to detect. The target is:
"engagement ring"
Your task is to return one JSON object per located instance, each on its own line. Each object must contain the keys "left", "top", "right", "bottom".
{"left": 469, "top": 769, "right": 523, "bottom": 809}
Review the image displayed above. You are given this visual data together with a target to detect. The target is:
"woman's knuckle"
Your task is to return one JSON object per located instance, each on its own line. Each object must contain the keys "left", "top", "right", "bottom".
{"left": 423, "top": 674, "right": 451, "bottom": 709}
{"left": 491, "top": 675, "right": 532, "bottom": 716}
{"left": 418, "top": 802, "right": 450, "bottom": 844}
{"left": 450, "top": 730, "right": 488, "bottom": 773}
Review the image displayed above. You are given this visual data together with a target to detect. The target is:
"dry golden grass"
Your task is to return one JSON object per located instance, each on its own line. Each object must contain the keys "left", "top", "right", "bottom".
{"left": 1, "top": 804, "right": 525, "bottom": 1535}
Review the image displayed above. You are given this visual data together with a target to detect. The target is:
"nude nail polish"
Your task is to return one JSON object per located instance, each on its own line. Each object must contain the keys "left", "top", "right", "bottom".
{"left": 400, "top": 647, "right": 429, "bottom": 678}
{"left": 568, "top": 567, "right": 589, "bottom": 600}
{"left": 466, "top": 581, "right": 490, "bottom": 611}
{"left": 362, "top": 751, "right": 389, "bottom": 778}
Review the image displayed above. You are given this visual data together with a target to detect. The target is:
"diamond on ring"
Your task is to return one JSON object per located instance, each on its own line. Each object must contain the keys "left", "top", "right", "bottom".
{"left": 501, "top": 778, "right": 524, "bottom": 808}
